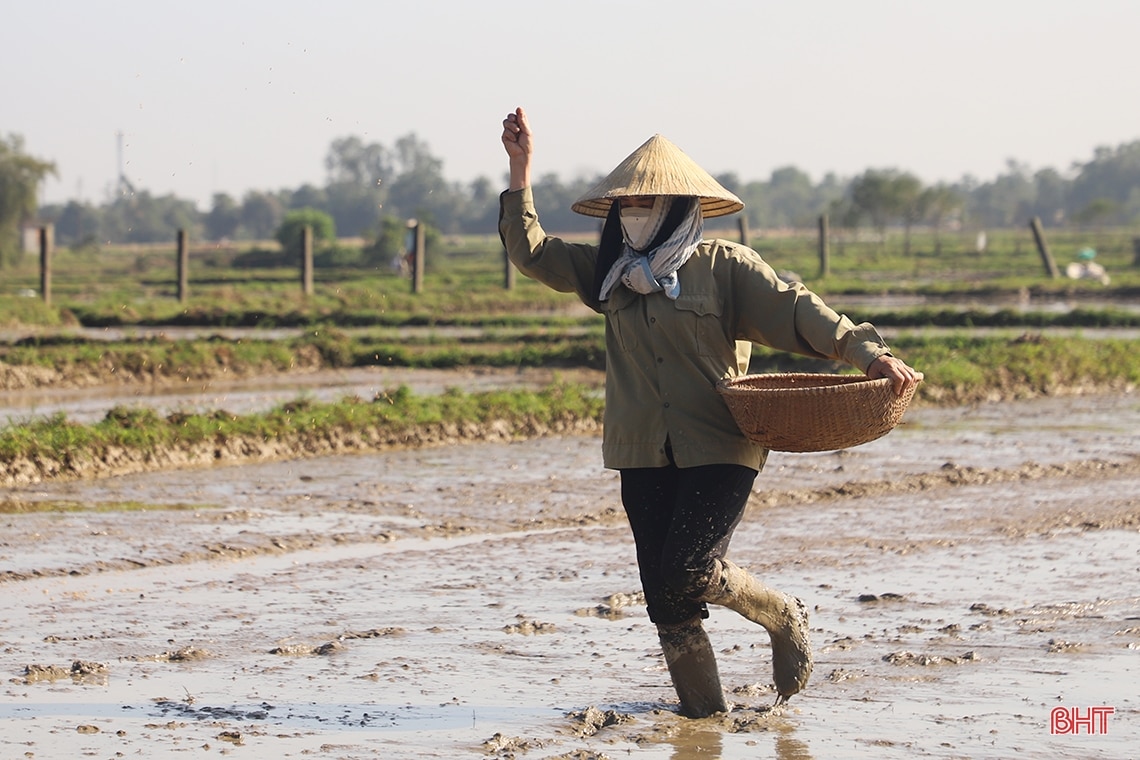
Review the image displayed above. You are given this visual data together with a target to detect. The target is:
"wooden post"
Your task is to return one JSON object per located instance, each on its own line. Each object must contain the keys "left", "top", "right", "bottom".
{"left": 503, "top": 247, "right": 516, "bottom": 290}
{"left": 1132, "top": 237, "right": 1140, "bottom": 267}
{"left": 1028, "top": 217, "right": 1060, "bottom": 279}
{"left": 411, "top": 220, "right": 425, "bottom": 294}
{"left": 39, "top": 224, "right": 53, "bottom": 306}
{"left": 818, "top": 213, "right": 830, "bottom": 278}
{"left": 176, "top": 228, "right": 189, "bottom": 303}
{"left": 300, "top": 225, "right": 314, "bottom": 297}
{"left": 737, "top": 215, "right": 751, "bottom": 247}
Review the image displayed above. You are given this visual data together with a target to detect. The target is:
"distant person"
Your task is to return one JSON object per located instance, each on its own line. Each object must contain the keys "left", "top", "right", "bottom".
{"left": 1065, "top": 247, "right": 1110, "bottom": 285}
{"left": 498, "top": 107, "right": 922, "bottom": 717}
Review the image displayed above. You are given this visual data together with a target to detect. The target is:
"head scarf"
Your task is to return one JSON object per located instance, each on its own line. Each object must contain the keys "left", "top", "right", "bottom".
{"left": 595, "top": 197, "right": 703, "bottom": 302}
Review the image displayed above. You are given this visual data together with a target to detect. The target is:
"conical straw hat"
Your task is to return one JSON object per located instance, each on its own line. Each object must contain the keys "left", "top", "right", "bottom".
{"left": 571, "top": 134, "right": 744, "bottom": 219}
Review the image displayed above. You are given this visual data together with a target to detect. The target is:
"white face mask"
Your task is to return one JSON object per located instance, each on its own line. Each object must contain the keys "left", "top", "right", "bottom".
{"left": 619, "top": 197, "right": 669, "bottom": 251}
{"left": 620, "top": 207, "right": 653, "bottom": 250}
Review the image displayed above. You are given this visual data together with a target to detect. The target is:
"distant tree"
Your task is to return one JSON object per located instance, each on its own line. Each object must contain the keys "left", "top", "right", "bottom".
{"left": 1069, "top": 140, "right": 1140, "bottom": 224}
{"left": 30, "top": 128, "right": 1140, "bottom": 246}
{"left": 364, "top": 215, "right": 410, "bottom": 268}
{"left": 847, "top": 169, "right": 925, "bottom": 254}
{"left": 969, "top": 160, "right": 1036, "bottom": 227}
{"left": 737, "top": 167, "right": 845, "bottom": 230}
{"left": 384, "top": 133, "right": 450, "bottom": 225}
{"left": 919, "top": 184, "right": 962, "bottom": 254}
{"left": 528, "top": 171, "right": 599, "bottom": 234}
{"left": 893, "top": 173, "right": 924, "bottom": 257}
{"left": 321, "top": 137, "right": 387, "bottom": 236}
{"left": 1125, "top": 186, "right": 1140, "bottom": 226}
{"left": 239, "top": 191, "right": 285, "bottom": 240}
{"left": 287, "top": 184, "right": 328, "bottom": 212}
{"left": 324, "top": 182, "right": 380, "bottom": 238}
{"left": 767, "top": 166, "right": 815, "bottom": 227}
{"left": 713, "top": 171, "right": 742, "bottom": 195}
{"left": 275, "top": 208, "right": 336, "bottom": 257}
{"left": 1031, "top": 168, "right": 1067, "bottom": 225}
{"left": 44, "top": 200, "right": 102, "bottom": 248}
{"left": 0, "top": 134, "right": 57, "bottom": 266}
{"left": 100, "top": 190, "right": 200, "bottom": 244}
{"left": 325, "top": 136, "right": 391, "bottom": 187}
{"left": 205, "top": 193, "right": 241, "bottom": 241}
{"left": 456, "top": 176, "right": 499, "bottom": 234}
{"left": 1072, "top": 198, "right": 1117, "bottom": 230}
{"left": 849, "top": 170, "right": 896, "bottom": 239}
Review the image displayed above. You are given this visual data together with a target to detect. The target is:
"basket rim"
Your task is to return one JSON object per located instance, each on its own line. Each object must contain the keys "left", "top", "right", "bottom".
{"left": 714, "top": 372, "right": 920, "bottom": 452}
{"left": 716, "top": 372, "right": 893, "bottom": 397}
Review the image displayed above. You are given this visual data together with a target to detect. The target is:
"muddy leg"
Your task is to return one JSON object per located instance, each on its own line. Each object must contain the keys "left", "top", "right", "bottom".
{"left": 656, "top": 616, "right": 728, "bottom": 718}
{"left": 699, "top": 559, "right": 812, "bottom": 703}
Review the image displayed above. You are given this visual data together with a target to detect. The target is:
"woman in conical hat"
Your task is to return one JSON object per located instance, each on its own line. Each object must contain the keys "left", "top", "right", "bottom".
{"left": 499, "top": 107, "right": 921, "bottom": 717}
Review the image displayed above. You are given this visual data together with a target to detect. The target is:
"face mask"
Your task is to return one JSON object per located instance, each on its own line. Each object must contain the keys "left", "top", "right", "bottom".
{"left": 620, "top": 207, "right": 654, "bottom": 250}
{"left": 619, "top": 197, "right": 670, "bottom": 251}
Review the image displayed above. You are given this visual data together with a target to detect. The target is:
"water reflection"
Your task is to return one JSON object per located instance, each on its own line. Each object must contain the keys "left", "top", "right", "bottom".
{"left": 665, "top": 725, "right": 724, "bottom": 758}
{"left": 659, "top": 721, "right": 814, "bottom": 760}
{"left": 774, "top": 731, "right": 814, "bottom": 760}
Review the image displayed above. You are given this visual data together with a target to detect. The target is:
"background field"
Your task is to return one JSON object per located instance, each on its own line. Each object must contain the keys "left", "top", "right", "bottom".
{"left": 3, "top": 225, "right": 1139, "bottom": 329}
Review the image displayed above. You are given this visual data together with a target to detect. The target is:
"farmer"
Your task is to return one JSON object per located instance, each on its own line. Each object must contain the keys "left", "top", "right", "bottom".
{"left": 498, "top": 107, "right": 922, "bottom": 717}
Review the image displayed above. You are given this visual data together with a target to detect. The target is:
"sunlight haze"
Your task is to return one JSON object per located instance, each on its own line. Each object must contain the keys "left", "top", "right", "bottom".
{"left": 4, "top": 0, "right": 1138, "bottom": 209}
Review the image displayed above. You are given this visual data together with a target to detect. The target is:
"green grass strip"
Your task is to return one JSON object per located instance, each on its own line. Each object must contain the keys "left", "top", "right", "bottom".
{"left": 0, "top": 384, "right": 605, "bottom": 464}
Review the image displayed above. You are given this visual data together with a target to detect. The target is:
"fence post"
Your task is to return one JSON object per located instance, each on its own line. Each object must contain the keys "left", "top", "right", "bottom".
{"left": 503, "top": 247, "right": 516, "bottom": 290}
{"left": 737, "top": 215, "right": 751, "bottom": 247}
{"left": 39, "top": 224, "right": 53, "bottom": 306}
{"left": 1132, "top": 237, "right": 1140, "bottom": 267}
{"left": 411, "top": 220, "right": 425, "bottom": 294}
{"left": 177, "top": 228, "right": 189, "bottom": 303}
{"left": 818, "top": 213, "right": 830, "bottom": 278}
{"left": 1028, "top": 217, "right": 1060, "bottom": 278}
{"left": 301, "top": 225, "right": 314, "bottom": 297}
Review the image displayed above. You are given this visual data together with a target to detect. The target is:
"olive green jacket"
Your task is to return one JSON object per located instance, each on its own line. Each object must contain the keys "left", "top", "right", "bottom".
{"left": 499, "top": 187, "right": 892, "bottom": 471}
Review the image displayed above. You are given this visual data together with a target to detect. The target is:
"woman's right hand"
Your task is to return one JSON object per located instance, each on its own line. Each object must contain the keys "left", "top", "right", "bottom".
{"left": 501, "top": 106, "right": 532, "bottom": 160}
{"left": 502, "top": 107, "right": 533, "bottom": 191}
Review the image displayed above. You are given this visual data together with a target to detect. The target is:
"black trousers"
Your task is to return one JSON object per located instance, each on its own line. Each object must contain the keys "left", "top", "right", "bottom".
{"left": 620, "top": 461, "right": 758, "bottom": 625}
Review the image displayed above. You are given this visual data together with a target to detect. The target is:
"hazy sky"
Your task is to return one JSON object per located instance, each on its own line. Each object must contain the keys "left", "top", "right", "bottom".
{"left": 5, "top": 1, "right": 1139, "bottom": 209}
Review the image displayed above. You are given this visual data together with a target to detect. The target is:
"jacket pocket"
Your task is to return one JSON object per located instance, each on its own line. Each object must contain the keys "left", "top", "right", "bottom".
{"left": 674, "top": 293, "right": 727, "bottom": 357}
{"left": 602, "top": 288, "right": 641, "bottom": 353}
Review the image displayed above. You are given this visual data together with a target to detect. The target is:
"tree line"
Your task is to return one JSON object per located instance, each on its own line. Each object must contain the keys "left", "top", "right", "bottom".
{"left": 2, "top": 130, "right": 1139, "bottom": 265}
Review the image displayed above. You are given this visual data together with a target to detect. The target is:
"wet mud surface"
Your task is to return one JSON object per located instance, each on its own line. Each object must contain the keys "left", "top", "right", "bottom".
{"left": 1, "top": 392, "right": 1138, "bottom": 758}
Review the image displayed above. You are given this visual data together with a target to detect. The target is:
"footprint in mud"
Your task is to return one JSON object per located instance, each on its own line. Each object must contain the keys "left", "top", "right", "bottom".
{"left": 21, "top": 660, "right": 108, "bottom": 684}
{"left": 882, "top": 650, "right": 980, "bottom": 666}
{"left": 564, "top": 706, "right": 633, "bottom": 738}
{"left": 857, "top": 592, "right": 906, "bottom": 603}
{"left": 124, "top": 646, "right": 211, "bottom": 663}
{"left": 502, "top": 617, "right": 557, "bottom": 635}
{"left": 575, "top": 590, "right": 646, "bottom": 619}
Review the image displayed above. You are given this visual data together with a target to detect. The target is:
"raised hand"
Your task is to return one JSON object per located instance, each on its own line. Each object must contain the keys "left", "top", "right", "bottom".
{"left": 502, "top": 106, "right": 532, "bottom": 191}
{"left": 501, "top": 106, "right": 532, "bottom": 160}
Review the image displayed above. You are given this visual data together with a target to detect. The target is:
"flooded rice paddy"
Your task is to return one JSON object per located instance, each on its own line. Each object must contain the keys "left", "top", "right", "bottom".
{"left": 1, "top": 391, "right": 1138, "bottom": 758}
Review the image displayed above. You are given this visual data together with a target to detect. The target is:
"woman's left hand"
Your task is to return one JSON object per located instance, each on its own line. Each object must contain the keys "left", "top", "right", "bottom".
{"left": 867, "top": 355, "right": 924, "bottom": 395}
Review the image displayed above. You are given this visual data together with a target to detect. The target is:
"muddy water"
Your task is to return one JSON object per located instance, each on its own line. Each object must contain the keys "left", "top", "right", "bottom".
{"left": 1, "top": 393, "right": 1138, "bottom": 759}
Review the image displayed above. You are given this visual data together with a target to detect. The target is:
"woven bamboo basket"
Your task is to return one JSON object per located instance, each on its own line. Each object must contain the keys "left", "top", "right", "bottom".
{"left": 716, "top": 373, "right": 918, "bottom": 452}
